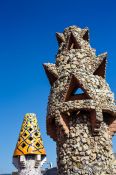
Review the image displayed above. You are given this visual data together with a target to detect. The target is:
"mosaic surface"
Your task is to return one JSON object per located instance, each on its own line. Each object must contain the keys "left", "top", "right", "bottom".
{"left": 13, "top": 113, "right": 46, "bottom": 156}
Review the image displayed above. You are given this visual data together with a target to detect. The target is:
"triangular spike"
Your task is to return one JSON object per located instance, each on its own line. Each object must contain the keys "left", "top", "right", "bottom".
{"left": 43, "top": 63, "right": 58, "bottom": 85}
{"left": 94, "top": 52, "right": 107, "bottom": 78}
{"left": 65, "top": 75, "right": 91, "bottom": 101}
{"left": 13, "top": 113, "right": 46, "bottom": 157}
{"left": 56, "top": 32, "right": 65, "bottom": 45}
{"left": 67, "top": 32, "right": 81, "bottom": 50}
{"left": 98, "top": 52, "right": 108, "bottom": 59}
{"left": 81, "top": 28, "right": 89, "bottom": 42}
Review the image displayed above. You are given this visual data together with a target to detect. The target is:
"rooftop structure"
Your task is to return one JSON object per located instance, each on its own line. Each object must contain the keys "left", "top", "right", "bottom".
{"left": 13, "top": 113, "right": 46, "bottom": 175}
{"left": 44, "top": 25, "right": 116, "bottom": 175}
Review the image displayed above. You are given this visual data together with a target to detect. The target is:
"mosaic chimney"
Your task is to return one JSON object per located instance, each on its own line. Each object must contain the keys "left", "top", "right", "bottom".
{"left": 13, "top": 113, "right": 46, "bottom": 175}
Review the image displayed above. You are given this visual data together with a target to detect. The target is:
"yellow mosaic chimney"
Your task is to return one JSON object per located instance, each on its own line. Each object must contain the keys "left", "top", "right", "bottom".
{"left": 13, "top": 113, "right": 46, "bottom": 157}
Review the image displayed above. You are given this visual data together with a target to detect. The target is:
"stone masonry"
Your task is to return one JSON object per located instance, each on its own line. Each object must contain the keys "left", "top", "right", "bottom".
{"left": 44, "top": 26, "right": 116, "bottom": 174}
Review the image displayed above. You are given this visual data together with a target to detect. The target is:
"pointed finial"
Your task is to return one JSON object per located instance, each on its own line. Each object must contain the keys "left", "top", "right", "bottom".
{"left": 81, "top": 27, "right": 90, "bottom": 42}
{"left": 43, "top": 63, "right": 58, "bottom": 85}
{"left": 56, "top": 32, "right": 65, "bottom": 45}
{"left": 13, "top": 113, "right": 46, "bottom": 157}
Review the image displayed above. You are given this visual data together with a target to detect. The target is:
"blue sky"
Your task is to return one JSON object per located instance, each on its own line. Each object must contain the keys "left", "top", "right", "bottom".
{"left": 0, "top": 0, "right": 116, "bottom": 173}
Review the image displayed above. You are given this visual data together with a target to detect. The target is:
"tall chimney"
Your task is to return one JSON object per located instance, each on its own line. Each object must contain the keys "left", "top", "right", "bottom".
{"left": 44, "top": 26, "right": 116, "bottom": 175}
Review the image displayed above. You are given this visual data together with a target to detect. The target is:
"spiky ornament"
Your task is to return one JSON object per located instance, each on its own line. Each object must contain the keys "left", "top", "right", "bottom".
{"left": 44, "top": 26, "right": 116, "bottom": 175}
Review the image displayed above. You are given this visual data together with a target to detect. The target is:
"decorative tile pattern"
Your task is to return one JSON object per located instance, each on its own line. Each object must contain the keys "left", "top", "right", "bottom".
{"left": 13, "top": 113, "right": 46, "bottom": 156}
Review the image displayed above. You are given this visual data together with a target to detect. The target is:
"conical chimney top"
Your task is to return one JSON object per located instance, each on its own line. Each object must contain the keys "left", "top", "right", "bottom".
{"left": 13, "top": 113, "right": 46, "bottom": 157}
